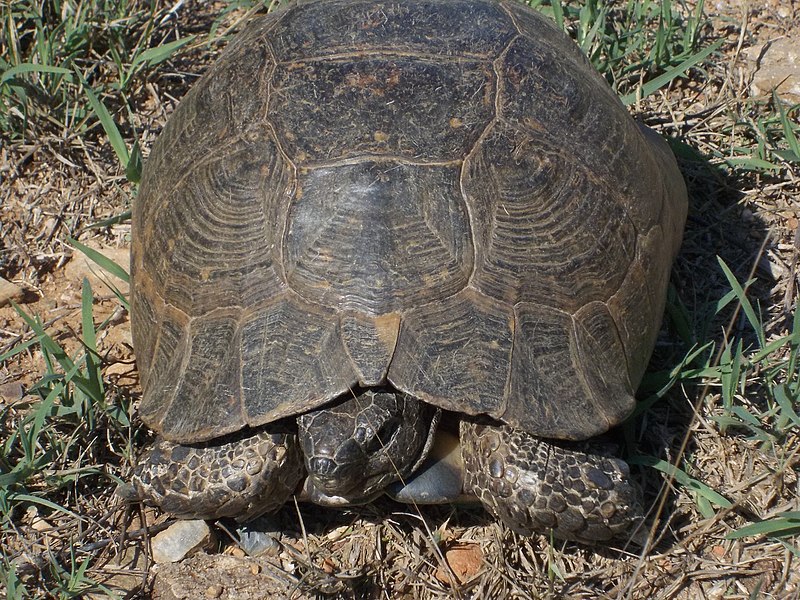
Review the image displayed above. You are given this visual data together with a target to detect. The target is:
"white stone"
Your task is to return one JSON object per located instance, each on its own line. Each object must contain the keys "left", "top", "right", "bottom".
{"left": 746, "top": 37, "right": 800, "bottom": 103}
{"left": 63, "top": 241, "right": 130, "bottom": 296}
{"left": 151, "top": 520, "right": 212, "bottom": 564}
{"left": 0, "top": 276, "right": 24, "bottom": 307}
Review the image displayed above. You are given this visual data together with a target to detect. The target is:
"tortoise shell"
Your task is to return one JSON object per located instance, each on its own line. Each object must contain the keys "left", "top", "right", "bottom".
{"left": 131, "top": 0, "right": 687, "bottom": 444}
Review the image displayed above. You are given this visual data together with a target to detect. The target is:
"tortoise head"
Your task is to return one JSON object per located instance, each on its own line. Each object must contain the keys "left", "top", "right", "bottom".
{"left": 297, "top": 389, "right": 439, "bottom": 503}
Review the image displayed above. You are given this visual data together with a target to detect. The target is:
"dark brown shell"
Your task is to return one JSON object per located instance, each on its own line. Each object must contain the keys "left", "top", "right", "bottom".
{"left": 131, "top": 0, "right": 687, "bottom": 443}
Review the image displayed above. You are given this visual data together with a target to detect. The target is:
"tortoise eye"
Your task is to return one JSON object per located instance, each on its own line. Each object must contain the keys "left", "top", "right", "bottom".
{"left": 354, "top": 420, "right": 399, "bottom": 451}
{"left": 354, "top": 425, "right": 371, "bottom": 445}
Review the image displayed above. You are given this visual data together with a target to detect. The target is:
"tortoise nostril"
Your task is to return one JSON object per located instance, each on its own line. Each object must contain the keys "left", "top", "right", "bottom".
{"left": 308, "top": 456, "right": 337, "bottom": 476}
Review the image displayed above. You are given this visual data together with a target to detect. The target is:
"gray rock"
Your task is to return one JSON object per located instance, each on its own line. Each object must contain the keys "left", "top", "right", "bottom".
{"left": 746, "top": 37, "right": 800, "bottom": 103}
{"left": 151, "top": 520, "right": 212, "bottom": 564}
{"left": 0, "top": 277, "right": 24, "bottom": 308}
{"left": 236, "top": 517, "right": 282, "bottom": 557}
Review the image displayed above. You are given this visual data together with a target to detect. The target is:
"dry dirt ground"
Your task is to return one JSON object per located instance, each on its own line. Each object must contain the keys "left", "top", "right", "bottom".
{"left": 1, "top": 0, "right": 799, "bottom": 598}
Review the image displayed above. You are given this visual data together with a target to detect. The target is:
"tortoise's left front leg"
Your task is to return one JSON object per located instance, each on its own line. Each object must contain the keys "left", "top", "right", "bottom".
{"left": 460, "top": 420, "right": 643, "bottom": 543}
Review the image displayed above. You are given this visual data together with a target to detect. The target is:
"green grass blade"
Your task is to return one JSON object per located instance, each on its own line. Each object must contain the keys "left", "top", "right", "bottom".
{"left": 724, "top": 156, "right": 782, "bottom": 171}
{"left": 0, "top": 335, "right": 42, "bottom": 363}
{"left": 0, "top": 561, "right": 27, "bottom": 599}
{"left": 83, "top": 210, "right": 132, "bottom": 230}
{"left": 8, "top": 494, "right": 83, "bottom": 520}
{"left": 130, "top": 36, "right": 195, "bottom": 69}
{"left": 1, "top": 63, "right": 72, "bottom": 84}
{"left": 717, "top": 257, "right": 766, "bottom": 349}
{"left": 13, "top": 302, "right": 75, "bottom": 373}
{"left": 774, "top": 149, "right": 800, "bottom": 163}
{"left": 31, "top": 385, "right": 60, "bottom": 441}
{"left": 621, "top": 39, "right": 723, "bottom": 105}
{"left": 719, "top": 339, "right": 743, "bottom": 415}
{"left": 665, "top": 285, "right": 695, "bottom": 345}
{"left": 14, "top": 298, "right": 105, "bottom": 408}
{"left": 68, "top": 238, "right": 130, "bottom": 284}
{"left": 631, "top": 455, "right": 733, "bottom": 508}
{"left": 126, "top": 139, "right": 143, "bottom": 183}
{"left": 773, "top": 384, "right": 800, "bottom": 428}
{"left": 74, "top": 69, "right": 130, "bottom": 168}
{"left": 729, "top": 406, "right": 764, "bottom": 429}
{"left": 80, "top": 279, "right": 104, "bottom": 400}
{"left": 81, "top": 279, "right": 98, "bottom": 355}
{"left": 715, "top": 279, "right": 757, "bottom": 314}
{"left": 750, "top": 333, "right": 796, "bottom": 363}
{"left": 550, "top": 0, "right": 565, "bottom": 31}
{"left": 578, "top": 4, "right": 607, "bottom": 54}
{"left": 727, "top": 512, "right": 800, "bottom": 539}
{"left": 62, "top": 355, "right": 103, "bottom": 411}
{"left": 774, "top": 92, "right": 800, "bottom": 160}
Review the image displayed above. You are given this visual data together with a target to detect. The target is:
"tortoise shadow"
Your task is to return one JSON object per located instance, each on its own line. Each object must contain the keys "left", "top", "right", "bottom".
{"left": 625, "top": 122, "right": 782, "bottom": 554}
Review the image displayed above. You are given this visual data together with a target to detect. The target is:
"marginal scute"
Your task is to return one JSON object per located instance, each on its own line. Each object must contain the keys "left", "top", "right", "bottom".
{"left": 137, "top": 302, "right": 190, "bottom": 429}
{"left": 340, "top": 312, "right": 401, "bottom": 385}
{"left": 129, "top": 270, "right": 161, "bottom": 391}
{"left": 505, "top": 303, "right": 609, "bottom": 440}
{"left": 639, "top": 226, "right": 673, "bottom": 305}
{"left": 573, "top": 301, "right": 636, "bottom": 429}
{"left": 157, "top": 311, "right": 244, "bottom": 442}
{"left": 606, "top": 260, "right": 657, "bottom": 386}
{"left": 389, "top": 289, "right": 513, "bottom": 418}
{"left": 239, "top": 295, "right": 359, "bottom": 427}
{"left": 638, "top": 125, "right": 690, "bottom": 248}
{"left": 609, "top": 223, "right": 677, "bottom": 386}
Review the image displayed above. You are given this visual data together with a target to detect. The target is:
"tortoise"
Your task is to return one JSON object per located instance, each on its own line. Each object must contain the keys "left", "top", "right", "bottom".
{"left": 126, "top": 0, "right": 688, "bottom": 543}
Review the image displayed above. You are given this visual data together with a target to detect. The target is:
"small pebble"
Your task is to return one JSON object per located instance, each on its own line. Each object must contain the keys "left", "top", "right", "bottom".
{"left": 151, "top": 520, "right": 211, "bottom": 564}
{"left": 0, "top": 381, "right": 25, "bottom": 404}
{"left": 236, "top": 518, "right": 282, "bottom": 557}
{"left": 0, "top": 277, "right": 24, "bottom": 308}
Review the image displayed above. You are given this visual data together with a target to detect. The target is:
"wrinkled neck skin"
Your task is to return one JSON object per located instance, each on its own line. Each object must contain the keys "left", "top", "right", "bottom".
{"left": 297, "top": 389, "right": 440, "bottom": 506}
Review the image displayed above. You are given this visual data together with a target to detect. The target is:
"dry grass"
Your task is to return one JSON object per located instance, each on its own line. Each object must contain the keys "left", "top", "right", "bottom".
{"left": 1, "top": 0, "right": 799, "bottom": 598}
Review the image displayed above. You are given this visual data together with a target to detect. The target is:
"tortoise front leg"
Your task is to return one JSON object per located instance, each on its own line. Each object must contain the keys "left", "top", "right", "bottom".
{"left": 124, "top": 423, "right": 303, "bottom": 521}
{"left": 460, "top": 420, "right": 643, "bottom": 543}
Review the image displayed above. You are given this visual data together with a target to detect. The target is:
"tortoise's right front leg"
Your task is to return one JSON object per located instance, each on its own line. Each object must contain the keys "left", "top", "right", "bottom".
{"left": 125, "top": 423, "right": 303, "bottom": 521}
